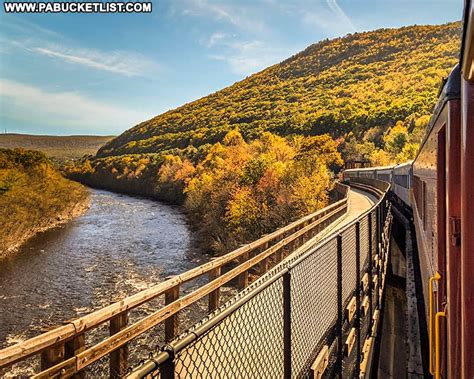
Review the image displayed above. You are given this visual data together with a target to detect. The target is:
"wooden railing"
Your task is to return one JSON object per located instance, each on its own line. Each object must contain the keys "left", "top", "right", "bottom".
{"left": 0, "top": 184, "right": 350, "bottom": 378}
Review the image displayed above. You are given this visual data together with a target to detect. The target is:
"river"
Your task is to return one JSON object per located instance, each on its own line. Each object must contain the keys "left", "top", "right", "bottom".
{"left": 0, "top": 188, "right": 209, "bottom": 374}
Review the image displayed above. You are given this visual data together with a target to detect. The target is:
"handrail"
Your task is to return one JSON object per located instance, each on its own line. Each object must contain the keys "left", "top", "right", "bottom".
{"left": 429, "top": 271, "right": 442, "bottom": 375}
{"left": 435, "top": 310, "right": 447, "bottom": 379}
{"left": 0, "top": 183, "right": 350, "bottom": 376}
{"left": 127, "top": 179, "right": 392, "bottom": 378}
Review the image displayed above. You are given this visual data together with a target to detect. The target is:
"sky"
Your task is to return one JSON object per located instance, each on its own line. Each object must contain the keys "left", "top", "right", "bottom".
{"left": 0, "top": 0, "right": 463, "bottom": 136}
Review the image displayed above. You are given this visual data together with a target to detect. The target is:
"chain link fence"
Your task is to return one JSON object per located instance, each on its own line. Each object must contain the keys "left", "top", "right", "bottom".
{"left": 129, "top": 183, "right": 392, "bottom": 379}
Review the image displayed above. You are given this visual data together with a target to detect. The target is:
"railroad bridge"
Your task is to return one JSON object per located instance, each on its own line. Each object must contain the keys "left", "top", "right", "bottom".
{"left": 0, "top": 178, "right": 419, "bottom": 378}
{"left": 2, "top": 2, "right": 474, "bottom": 375}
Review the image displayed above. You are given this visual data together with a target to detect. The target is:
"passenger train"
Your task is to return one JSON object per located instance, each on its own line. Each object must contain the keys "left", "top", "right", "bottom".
{"left": 344, "top": 1, "right": 474, "bottom": 377}
{"left": 343, "top": 161, "right": 412, "bottom": 206}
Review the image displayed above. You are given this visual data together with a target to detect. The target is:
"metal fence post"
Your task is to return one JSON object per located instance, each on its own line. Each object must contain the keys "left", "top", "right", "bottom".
{"left": 283, "top": 270, "right": 292, "bottom": 379}
{"left": 161, "top": 350, "right": 176, "bottom": 379}
{"left": 336, "top": 234, "right": 343, "bottom": 379}
{"left": 376, "top": 206, "right": 381, "bottom": 257}
{"left": 355, "top": 222, "right": 361, "bottom": 377}
{"left": 367, "top": 213, "right": 373, "bottom": 329}
{"left": 375, "top": 207, "right": 381, "bottom": 310}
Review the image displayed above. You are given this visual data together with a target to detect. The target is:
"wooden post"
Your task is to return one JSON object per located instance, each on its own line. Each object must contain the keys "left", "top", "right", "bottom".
{"left": 65, "top": 333, "right": 86, "bottom": 379}
{"left": 41, "top": 343, "right": 65, "bottom": 371}
{"left": 238, "top": 252, "right": 249, "bottom": 289}
{"left": 303, "top": 221, "right": 309, "bottom": 242}
{"left": 260, "top": 242, "right": 269, "bottom": 275}
{"left": 288, "top": 240, "right": 296, "bottom": 256}
{"left": 208, "top": 263, "right": 221, "bottom": 312}
{"left": 275, "top": 249, "right": 283, "bottom": 264}
{"left": 164, "top": 283, "right": 180, "bottom": 342}
{"left": 110, "top": 312, "right": 128, "bottom": 378}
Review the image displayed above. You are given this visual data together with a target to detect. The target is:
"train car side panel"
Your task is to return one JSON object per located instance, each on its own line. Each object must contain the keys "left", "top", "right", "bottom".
{"left": 446, "top": 98, "right": 462, "bottom": 378}
{"left": 393, "top": 162, "right": 412, "bottom": 205}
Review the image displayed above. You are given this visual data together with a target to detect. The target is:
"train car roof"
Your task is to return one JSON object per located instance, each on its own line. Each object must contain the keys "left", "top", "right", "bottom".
{"left": 413, "top": 1, "right": 471, "bottom": 163}
{"left": 413, "top": 65, "right": 461, "bottom": 163}
{"left": 344, "top": 161, "right": 412, "bottom": 173}
{"left": 394, "top": 160, "right": 414, "bottom": 168}
{"left": 344, "top": 165, "right": 396, "bottom": 172}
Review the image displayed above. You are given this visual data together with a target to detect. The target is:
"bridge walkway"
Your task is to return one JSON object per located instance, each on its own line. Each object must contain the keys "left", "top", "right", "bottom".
{"left": 165, "top": 186, "right": 381, "bottom": 378}
{"left": 0, "top": 183, "right": 386, "bottom": 378}
{"left": 290, "top": 187, "right": 377, "bottom": 254}
{"left": 326, "top": 187, "right": 377, "bottom": 229}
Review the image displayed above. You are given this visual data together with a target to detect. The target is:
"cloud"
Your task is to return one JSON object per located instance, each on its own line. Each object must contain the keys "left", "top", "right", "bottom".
{"left": 178, "top": 0, "right": 265, "bottom": 32}
{"left": 300, "top": 0, "right": 357, "bottom": 36}
{"left": 207, "top": 37, "right": 291, "bottom": 76}
{"left": 326, "top": 0, "right": 357, "bottom": 32}
{"left": 1, "top": 21, "right": 161, "bottom": 78}
{"left": 0, "top": 79, "right": 150, "bottom": 134}
{"left": 31, "top": 45, "right": 160, "bottom": 77}
{"left": 1, "top": 17, "right": 63, "bottom": 39}
{"left": 206, "top": 32, "right": 229, "bottom": 47}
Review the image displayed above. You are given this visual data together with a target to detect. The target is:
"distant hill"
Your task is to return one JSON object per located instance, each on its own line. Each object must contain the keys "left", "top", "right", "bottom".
{"left": 97, "top": 22, "right": 461, "bottom": 158}
{"left": 0, "top": 134, "right": 114, "bottom": 160}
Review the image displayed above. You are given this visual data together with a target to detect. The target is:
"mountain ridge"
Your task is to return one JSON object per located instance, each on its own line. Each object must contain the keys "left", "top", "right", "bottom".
{"left": 0, "top": 134, "right": 114, "bottom": 160}
{"left": 97, "top": 22, "right": 461, "bottom": 159}
{"left": 66, "top": 22, "right": 461, "bottom": 253}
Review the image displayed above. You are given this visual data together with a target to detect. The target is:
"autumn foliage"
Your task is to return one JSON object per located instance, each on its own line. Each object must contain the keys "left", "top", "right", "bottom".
{"left": 65, "top": 22, "right": 461, "bottom": 252}
{"left": 0, "top": 149, "right": 88, "bottom": 256}
{"left": 97, "top": 23, "right": 460, "bottom": 159}
{"left": 66, "top": 131, "right": 342, "bottom": 252}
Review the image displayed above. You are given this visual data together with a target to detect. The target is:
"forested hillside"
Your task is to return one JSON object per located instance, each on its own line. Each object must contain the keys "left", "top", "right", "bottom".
{"left": 98, "top": 22, "right": 460, "bottom": 160}
{"left": 67, "top": 22, "right": 461, "bottom": 253}
{"left": 1, "top": 149, "right": 89, "bottom": 257}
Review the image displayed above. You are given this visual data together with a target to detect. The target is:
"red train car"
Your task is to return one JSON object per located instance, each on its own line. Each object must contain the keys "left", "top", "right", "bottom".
{"left": 345, "top": 2, "right": 473, "bottom": 376}
{"left": 412, "top": 1, "right": 473, "bottom": 377}
{"left": 412, "top": 64, "right": 461, "bottom": 379}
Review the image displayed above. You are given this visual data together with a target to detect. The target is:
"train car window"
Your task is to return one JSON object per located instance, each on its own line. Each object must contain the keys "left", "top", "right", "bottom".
{"left": 413, "top": 175, "right": 422, "bottom": 217}
{"left": 394, "top": 174, "right": 409, "bottom": 188}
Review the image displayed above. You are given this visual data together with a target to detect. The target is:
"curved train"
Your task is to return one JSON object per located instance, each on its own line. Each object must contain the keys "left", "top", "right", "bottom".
{"left": 343, "top": 161, "right": 412, "bottom": 206}
{"left": 343, "top": 1, "right": 473, "bottom": 377}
